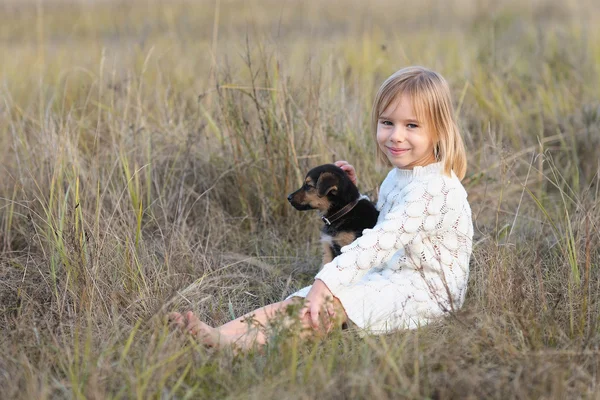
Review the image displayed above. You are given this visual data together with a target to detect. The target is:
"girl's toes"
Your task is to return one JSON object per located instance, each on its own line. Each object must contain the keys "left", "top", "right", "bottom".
{"left": 167, "top": 312, "right": 185, "bottom": 329}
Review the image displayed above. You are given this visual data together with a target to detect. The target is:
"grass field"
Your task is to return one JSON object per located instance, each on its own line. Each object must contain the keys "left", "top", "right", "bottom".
{"left": 1, "top": 0, "right": 600, "bottom": 398}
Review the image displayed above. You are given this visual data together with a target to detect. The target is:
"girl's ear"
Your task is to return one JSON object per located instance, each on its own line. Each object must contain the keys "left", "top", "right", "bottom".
{"left": 316, "top": 172, "right": 338, "bottom": 197}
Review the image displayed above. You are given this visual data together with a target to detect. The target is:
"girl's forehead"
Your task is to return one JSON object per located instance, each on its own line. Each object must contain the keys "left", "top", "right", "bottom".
{"left": 381, "top": 93, "right": 423, "bottom": 119}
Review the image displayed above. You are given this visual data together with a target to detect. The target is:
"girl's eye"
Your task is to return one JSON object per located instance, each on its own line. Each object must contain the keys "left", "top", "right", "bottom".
{"left": 407, "top": 123, "right": 418, "bottom": 129}
{"left": 380, "top": 120, "right": 393, "bottom": 126}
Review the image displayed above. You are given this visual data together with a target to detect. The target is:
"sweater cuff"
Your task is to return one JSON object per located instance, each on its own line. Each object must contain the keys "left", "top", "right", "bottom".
{"left": 315, "top": 262, "right": 351, "bottom": 295}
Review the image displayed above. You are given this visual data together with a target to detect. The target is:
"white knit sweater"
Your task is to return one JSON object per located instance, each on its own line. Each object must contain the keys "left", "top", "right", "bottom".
{"left": 287, "top": 162, "right": 474, "bottom": 334}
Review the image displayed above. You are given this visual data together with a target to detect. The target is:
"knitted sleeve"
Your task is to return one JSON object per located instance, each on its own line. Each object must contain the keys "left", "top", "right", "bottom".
{"left": 315, "top": 174, "right": 472, "bottom": 295}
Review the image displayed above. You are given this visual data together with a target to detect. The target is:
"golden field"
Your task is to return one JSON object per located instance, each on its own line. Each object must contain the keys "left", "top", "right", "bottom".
{"left": 1, "top": 0, "right": 600, "bottom": 398}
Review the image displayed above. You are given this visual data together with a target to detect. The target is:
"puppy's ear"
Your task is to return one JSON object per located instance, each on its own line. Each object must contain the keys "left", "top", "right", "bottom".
{"left": 316, "top": 172, "right": 338, "bottom": 197}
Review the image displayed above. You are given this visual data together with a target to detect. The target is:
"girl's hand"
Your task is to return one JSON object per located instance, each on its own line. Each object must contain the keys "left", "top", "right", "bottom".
{"left": 299, "top": 279, "right": 336, "bottom": 331}
{"left": 334, "top": 160, "right": 358, "bottom": 186}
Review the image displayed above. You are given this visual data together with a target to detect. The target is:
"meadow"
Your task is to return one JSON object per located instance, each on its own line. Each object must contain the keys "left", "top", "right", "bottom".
{"left": 1, "top": 0, "right": 600, "bottom": 398}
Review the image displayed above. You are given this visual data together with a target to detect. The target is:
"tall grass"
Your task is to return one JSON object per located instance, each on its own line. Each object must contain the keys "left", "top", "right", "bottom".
{"left": 1, "top": 0, "right": 600, "bottom": 398}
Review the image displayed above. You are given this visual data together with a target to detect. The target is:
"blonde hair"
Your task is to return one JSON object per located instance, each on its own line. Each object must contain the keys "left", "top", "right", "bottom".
{"left": 371, "top": 66, "right": 467, "bottom": 180}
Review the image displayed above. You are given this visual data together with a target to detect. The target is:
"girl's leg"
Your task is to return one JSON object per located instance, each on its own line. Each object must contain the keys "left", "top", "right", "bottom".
{"left": 216, "top": 298, "right": 302, "bottom": 337}
{"left": 168, "top": 298, "right": 303, "bottom": 348}
{"left": 169, "top": 296, "right": 348, "bottom": 351}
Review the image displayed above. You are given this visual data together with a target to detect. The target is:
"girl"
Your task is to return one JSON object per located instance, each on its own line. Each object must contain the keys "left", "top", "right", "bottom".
{"left": 169, "top": 66, "right": 473, "bottom": 349}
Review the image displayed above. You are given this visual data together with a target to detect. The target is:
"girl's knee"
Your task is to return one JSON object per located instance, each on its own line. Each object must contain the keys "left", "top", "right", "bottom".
{"left": 281, "top": 297, "right": 304, "bottom": 312}
{"left": 282, "top": 297, "right": 300, "bottom": 307}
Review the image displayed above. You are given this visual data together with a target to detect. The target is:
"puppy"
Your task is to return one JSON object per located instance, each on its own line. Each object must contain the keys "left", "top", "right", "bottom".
{"left": 287, "top": 164, "right": 379, "bottom": 267}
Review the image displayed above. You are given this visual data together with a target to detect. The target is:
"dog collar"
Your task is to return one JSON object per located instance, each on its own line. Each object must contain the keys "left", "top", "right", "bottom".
{"left": 320, "top": 196, "right": 364, "bottom": 226}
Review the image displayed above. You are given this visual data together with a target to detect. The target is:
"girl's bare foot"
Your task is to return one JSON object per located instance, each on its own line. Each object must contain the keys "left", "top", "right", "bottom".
{"left": 168, "top": 311, "right": 217, "bottom": 344}
{"left": 184, "top": 311, "right": 221, "bottom": 346}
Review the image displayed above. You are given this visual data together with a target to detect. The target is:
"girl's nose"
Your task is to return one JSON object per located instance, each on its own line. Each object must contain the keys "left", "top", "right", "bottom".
{"left": 390, "top": 127, "right": 406, "bottom": 142}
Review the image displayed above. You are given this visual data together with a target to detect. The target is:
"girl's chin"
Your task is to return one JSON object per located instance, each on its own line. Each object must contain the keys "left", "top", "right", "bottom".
{"left": 387, "top": 153, "right": 437, "bottom": 169}
{"left": 388, "top": 160, "right": 414, "bottom": 169}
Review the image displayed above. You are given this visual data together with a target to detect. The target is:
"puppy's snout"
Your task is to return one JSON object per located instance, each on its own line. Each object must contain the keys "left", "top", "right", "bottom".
{"left": 288, "top": 189, "right": 312, "bottom": 211}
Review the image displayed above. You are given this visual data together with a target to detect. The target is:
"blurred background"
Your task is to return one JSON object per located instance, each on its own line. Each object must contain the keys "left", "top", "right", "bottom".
{"left": 1, "top": 0, "right": 600, "bottom": 398}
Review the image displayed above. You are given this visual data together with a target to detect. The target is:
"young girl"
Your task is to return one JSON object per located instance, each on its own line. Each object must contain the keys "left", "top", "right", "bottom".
{"left": 169, "top": 66, "right": 473, "bottom": 349}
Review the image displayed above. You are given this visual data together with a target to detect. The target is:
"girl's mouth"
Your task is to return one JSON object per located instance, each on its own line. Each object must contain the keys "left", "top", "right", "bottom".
{"left": 386, "top": 147, "right": 409, "bottom": 156}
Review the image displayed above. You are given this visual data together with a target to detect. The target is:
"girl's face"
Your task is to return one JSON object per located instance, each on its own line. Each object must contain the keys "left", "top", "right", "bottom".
{"left": 376, "top": 94, "right": 436, "bottom": 169}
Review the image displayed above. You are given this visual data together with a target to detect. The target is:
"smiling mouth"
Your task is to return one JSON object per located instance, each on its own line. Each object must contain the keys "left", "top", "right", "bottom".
{"left": 387, "top": 147, "right": 410, "bottom": 154}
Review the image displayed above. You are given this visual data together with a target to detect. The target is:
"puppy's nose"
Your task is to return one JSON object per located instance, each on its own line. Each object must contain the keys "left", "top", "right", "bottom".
{"left": 287, "top": 194, "right": 293, "bottom": 202}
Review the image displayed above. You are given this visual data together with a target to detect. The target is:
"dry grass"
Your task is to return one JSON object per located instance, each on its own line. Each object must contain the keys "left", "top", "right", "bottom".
{"left": 1, "top": 0, "right": 600, "bottom": 398}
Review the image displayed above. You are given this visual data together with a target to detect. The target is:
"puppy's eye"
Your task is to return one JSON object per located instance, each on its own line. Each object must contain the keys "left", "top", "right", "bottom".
{"left": 304, "top": 183, "right": 314, "bottom": 190}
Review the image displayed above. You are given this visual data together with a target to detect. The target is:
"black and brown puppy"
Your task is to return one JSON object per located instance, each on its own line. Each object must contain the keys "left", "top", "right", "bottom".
{"left": 287, "top": 164, "right": 379, "bottom": 267}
